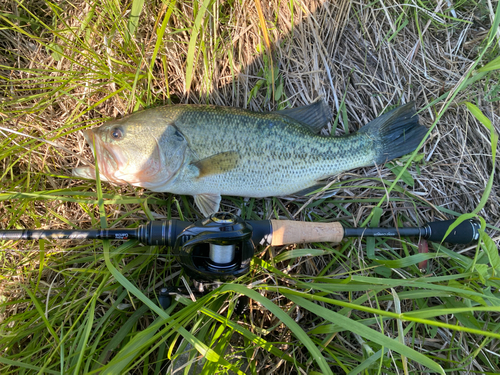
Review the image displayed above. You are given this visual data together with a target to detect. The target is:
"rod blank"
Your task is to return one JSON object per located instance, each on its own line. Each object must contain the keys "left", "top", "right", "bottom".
{"left": 0, "top": 229, "right": 137, "bottom": 241}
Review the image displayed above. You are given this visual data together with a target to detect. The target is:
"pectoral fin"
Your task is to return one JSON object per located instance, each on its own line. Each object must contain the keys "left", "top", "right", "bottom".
{"left": 192, "top": 151, "right": 240, "bottom": 178}
{"left": 275, "top": 99, "right": 332, "bottom": 133}
{"left": 194, "top": 193, "right": 221, "bottom": 217}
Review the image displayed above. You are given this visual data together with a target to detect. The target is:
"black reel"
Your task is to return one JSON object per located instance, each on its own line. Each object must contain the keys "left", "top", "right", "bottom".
{"left": 172, "top": 212, "right": 255, "bottom": 282}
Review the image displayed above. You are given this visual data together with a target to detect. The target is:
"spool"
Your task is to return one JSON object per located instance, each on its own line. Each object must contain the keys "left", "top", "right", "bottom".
{"left": 209, "top": 243, "right": 236, "bottom": 268}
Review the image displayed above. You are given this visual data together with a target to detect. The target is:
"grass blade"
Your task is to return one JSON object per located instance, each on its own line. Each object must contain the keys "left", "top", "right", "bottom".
{"left": 220, "top": 284, "right": 332, "bottom": 375}
{"left": 127, "top": 0, "right": 145, "bottom": 39}
{"left": 285, "top": 293, "right": 445, "bottom": 374}
{"left": 185, "top": 0, "right": 212, "bottom": 93}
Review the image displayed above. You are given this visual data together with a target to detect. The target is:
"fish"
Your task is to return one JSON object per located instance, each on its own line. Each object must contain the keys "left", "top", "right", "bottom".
{"left": 73, "top": 100, "right": 427, "bottom": 216}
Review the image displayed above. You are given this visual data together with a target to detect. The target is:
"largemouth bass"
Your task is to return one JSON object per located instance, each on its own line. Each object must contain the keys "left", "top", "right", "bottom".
{"left": 73, "top": 100, "right": 426, "bottom": 216}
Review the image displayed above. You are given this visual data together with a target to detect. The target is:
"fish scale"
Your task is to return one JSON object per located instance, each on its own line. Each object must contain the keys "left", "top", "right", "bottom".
{"left": 73, "top": 101, "right": 427, "bottom": 216}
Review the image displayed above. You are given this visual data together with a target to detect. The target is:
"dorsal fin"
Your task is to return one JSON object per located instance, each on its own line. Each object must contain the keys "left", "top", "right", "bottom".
{"left": 275, "top": 99, "right": 332, "bottom": 133}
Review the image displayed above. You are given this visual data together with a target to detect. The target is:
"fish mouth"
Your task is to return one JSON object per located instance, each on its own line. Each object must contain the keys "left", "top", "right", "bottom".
{"left": 74, "top": 128, "right": 170, "bottom": 189}
{"left": 82, "top": 129, "right": 96, "bottom": 157}
{"left": 80, "top": 129, "right": 128, "bottom": 184}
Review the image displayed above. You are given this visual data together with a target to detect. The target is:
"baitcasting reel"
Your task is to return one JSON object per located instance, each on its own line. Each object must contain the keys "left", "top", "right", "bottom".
{"left": 134, "top": 212, "right": 273, "bottom": 281}
{"left": 149, "top": 212, "right": 271, "bottom": 309}
{"left": 172, "top": 212, "right": 255, "bottom": 281}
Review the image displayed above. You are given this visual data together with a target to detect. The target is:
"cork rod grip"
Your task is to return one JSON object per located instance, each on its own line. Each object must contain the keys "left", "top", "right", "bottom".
{"left": 270, "top": 220, "right": 344, "bottom": 246}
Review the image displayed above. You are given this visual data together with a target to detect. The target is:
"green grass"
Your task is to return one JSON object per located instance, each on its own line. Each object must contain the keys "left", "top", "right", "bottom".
{"left": 1, "top": 0, "right": 500, "bottom": 374}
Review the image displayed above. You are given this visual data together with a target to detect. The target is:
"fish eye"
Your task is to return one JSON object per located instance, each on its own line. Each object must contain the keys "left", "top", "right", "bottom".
{"left": 111, "top": 127, "right": 124, "bottom": 140}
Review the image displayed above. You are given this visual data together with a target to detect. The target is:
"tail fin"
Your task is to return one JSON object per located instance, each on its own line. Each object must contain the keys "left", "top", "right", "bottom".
{"left": 358, "top": 102, "right": 427, "bottom": 164}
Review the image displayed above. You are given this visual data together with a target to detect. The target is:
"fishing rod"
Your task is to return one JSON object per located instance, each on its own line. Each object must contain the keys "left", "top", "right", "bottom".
{"left": 1, "top": 212, "right": 480, "bottom": 309}
{"left": 0, "top": 212, "right": 480, "bottom": 282}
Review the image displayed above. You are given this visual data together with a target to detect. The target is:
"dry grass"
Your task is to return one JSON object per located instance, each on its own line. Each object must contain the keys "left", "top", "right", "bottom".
{"left": 1, "top": 0, "right": 499, "bottom": 374}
